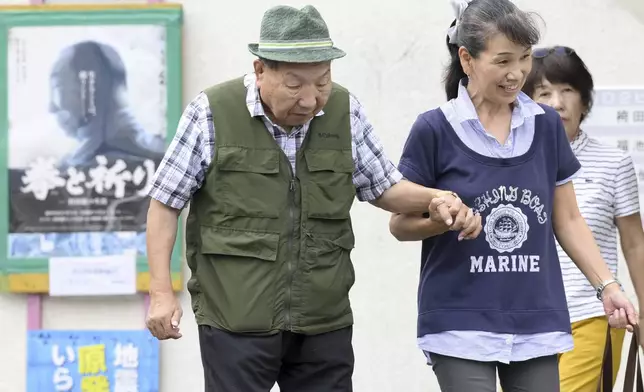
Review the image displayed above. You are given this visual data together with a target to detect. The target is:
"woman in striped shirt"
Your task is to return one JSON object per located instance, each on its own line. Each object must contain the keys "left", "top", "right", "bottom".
{"left": 523, "top": 46, "right": 644, "bottom": 392}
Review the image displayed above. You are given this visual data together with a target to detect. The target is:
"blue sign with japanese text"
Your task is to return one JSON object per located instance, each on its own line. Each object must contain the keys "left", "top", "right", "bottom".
{"left": 27, "top": 329, "right": 159, "bottom": 392}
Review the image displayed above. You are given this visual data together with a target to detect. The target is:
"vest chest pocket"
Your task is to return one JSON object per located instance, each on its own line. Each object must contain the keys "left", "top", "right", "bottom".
{"left": 303, "top": 149, "right": 356, "bottom": 220}
{"left": 216, "top": 146, "right": 286, "bottom": 218}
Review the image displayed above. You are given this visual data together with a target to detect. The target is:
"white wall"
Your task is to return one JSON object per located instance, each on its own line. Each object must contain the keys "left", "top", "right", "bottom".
{"left": 1, "top": 0, "right": 643, "bottom": 391}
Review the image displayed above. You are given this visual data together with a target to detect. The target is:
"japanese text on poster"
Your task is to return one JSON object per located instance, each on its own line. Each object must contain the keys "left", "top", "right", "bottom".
{"left": 583, "top": 88, "right": 644, "bottom": 221}
{"left": 27, "top": 330, "right": 159, "bottom": 392}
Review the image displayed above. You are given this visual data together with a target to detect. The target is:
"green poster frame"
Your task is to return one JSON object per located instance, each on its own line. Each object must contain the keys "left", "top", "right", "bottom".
{"left": 0, "top": 4, "right": 184, "bottom": 293}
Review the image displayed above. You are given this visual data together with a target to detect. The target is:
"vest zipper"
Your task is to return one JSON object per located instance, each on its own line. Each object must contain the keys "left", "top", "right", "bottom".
{"left": 285, "top": 177, "right": 296, "bottom": 331}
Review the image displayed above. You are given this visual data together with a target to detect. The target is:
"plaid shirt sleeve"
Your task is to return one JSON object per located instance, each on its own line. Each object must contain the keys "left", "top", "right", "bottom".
{"left": 349, "top": 93, "right": 403, "bottom": 202}
{"left": 148, "top": 92, "right": 214, "bottom": 210}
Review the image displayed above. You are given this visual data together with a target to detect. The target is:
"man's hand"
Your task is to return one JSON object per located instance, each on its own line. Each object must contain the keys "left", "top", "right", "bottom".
{"left": 428, "top": 191, "right": 461, "bottom": 226}
{"left": 602, "top": 284, "right": 639, "bottom": 331}
{"left": 146, "top": 290, "right": 183, "bottom": 340}
{"left": 428, "top": 192, "right": 482, "bottom": 240}
{"left": 450, "top": 204, "right": 483, "bottom": 241}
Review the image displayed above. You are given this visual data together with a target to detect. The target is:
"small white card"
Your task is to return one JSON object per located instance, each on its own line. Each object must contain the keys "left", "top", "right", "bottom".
{"left": 49, "top": 254, "right": 137, "bottom": 296}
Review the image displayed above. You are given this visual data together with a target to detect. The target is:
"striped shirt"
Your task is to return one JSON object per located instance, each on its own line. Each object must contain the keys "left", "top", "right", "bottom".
{"left": 557, "top": 130, "right": 640, "bottom": 323}
{"left": 148, "top": 73, "right": 402, "bottom": 209}
{"left": 418, "top": 80, "right": 575, "bottom": 365}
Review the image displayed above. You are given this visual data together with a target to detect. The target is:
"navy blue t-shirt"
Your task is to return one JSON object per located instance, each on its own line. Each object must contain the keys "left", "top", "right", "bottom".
{"left": 398, "top": 104, "right": 581, "bottom": 337}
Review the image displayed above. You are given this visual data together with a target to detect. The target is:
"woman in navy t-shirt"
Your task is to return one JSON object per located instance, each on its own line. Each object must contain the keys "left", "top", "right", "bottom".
{"left": 389, "top": 0, "right": 638, "bottom": 390}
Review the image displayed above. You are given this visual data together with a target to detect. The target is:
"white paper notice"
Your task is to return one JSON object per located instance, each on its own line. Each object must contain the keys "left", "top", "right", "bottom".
{"left": 49, "top": 255, "right": 137, "bottom": 296}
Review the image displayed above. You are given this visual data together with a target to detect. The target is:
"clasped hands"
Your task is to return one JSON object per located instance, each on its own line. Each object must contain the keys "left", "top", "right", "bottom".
{"left": 429, "top": 191, "right": 483, "bottom": 241}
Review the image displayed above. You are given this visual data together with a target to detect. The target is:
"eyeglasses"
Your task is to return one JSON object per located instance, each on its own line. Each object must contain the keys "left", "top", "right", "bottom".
{"left": 532, "top": 46, "right": 575, "bottom": 59}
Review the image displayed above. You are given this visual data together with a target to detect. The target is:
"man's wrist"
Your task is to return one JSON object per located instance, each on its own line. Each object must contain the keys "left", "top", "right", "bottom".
{"left": 435, "top": 190, "right": 459, "bottom": 200}
{"left": 150, "top": 289, "right": 175, "bottom": 298}
{"left": 150, "top": 279, "right": 174, "bottom": 295}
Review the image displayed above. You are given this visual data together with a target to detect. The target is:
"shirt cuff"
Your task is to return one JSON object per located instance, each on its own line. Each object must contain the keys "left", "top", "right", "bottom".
{"left": 356, "top": 167, "right": 403, "bottom": 202}
{"left": 148, "top": 187, "right": 188, "bottom": 210}
{"left": 556, "top": 167, "right": 581, "bottom": 186}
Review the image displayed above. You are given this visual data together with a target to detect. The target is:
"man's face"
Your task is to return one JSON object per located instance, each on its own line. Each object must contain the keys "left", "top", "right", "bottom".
{"left": 254, "top": 60, "right": 332, "bottom": 127}
{"left": 49, "top": 70, "right": 85, "bottom": 138}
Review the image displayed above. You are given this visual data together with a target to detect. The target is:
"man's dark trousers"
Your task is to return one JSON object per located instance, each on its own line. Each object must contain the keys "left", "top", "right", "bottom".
{"left": 199, "top": 325, "right": 354, "bottom": 391}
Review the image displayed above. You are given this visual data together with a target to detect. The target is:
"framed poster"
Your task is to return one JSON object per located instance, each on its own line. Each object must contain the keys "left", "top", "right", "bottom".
{"left": 27, "top": 329, "right": 159, "bottom": 392}
{"left": 583, "top": 87, "right": 644, "bottom": 224}
{"left": 0, "top": 4, "right": 184, "bottom": 294}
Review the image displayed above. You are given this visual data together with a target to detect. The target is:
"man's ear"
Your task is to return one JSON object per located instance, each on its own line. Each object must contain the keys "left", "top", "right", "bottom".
{"left": 253, "top": 59, "right": 264, "bottom": 74}
{"left": 253, "top": 59, "right": 268, "bottom": 88}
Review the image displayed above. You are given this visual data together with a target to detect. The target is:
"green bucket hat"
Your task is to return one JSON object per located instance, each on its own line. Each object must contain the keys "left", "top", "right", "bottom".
{"left": 248, "top": 5, "right": 346, "bottom": 63}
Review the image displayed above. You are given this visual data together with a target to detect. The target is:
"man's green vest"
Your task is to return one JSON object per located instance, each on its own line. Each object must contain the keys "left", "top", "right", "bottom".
{"left": 185, "top": 77, "right": 357, "bottom": 336}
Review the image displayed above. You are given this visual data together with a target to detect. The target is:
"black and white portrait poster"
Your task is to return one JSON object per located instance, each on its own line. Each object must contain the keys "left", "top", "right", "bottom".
{"left": 7, "top": 25, "right": 168, "bottom": 258}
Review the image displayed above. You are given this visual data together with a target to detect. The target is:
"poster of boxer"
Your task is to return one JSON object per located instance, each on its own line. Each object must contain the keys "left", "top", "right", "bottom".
{"left": 0, "top": 5, "right": 184, "bottom": 294}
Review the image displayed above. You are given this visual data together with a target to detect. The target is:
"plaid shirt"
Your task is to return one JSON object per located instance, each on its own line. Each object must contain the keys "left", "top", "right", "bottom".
{"left": 149, "top": 73, "right": 402, "bottom": 210}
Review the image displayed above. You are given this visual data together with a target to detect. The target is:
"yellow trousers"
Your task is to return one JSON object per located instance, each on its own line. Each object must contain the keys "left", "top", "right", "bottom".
{"left": 559, "top": 316, "right": 626, "bottom": 392}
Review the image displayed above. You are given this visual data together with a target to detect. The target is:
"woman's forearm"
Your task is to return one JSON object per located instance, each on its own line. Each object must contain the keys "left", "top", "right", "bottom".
{"left": 554, "top": 214, "right": 614, "bottom": 288}
{"left": 623, "top": 244, "right": 644, "bottom": 305}
{"left": 389, "top": 213, "right": 449, "bottom": 241}
{"left": 617, "top": 214, "right": 644, "bottom": 308}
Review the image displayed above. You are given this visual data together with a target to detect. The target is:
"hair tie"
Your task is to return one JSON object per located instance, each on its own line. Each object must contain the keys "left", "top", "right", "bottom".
{"left": 447, "top": 0, "right": 474, "bottom": 44}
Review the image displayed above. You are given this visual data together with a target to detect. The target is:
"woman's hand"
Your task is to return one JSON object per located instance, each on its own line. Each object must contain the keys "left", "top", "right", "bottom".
{"left": 602, "top": 284, "right": 639, "bottom": 331}
{"left": 428, "top": 192, "right": 482, "bottom": 240}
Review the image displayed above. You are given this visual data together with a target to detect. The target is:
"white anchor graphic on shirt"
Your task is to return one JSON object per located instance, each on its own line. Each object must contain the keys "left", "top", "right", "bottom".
{"left": 483, "top": 204, "right": 530, "bottom": 253}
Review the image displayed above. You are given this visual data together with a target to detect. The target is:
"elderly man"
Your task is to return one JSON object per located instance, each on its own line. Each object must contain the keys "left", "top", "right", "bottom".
{"left": 145, "top": 4, "right": 481, "bottom": 392}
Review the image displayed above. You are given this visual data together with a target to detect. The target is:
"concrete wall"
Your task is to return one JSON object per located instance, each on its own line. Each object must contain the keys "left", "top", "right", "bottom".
{"left": 0, "top": 0, "right": 642, "bottom": 391}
